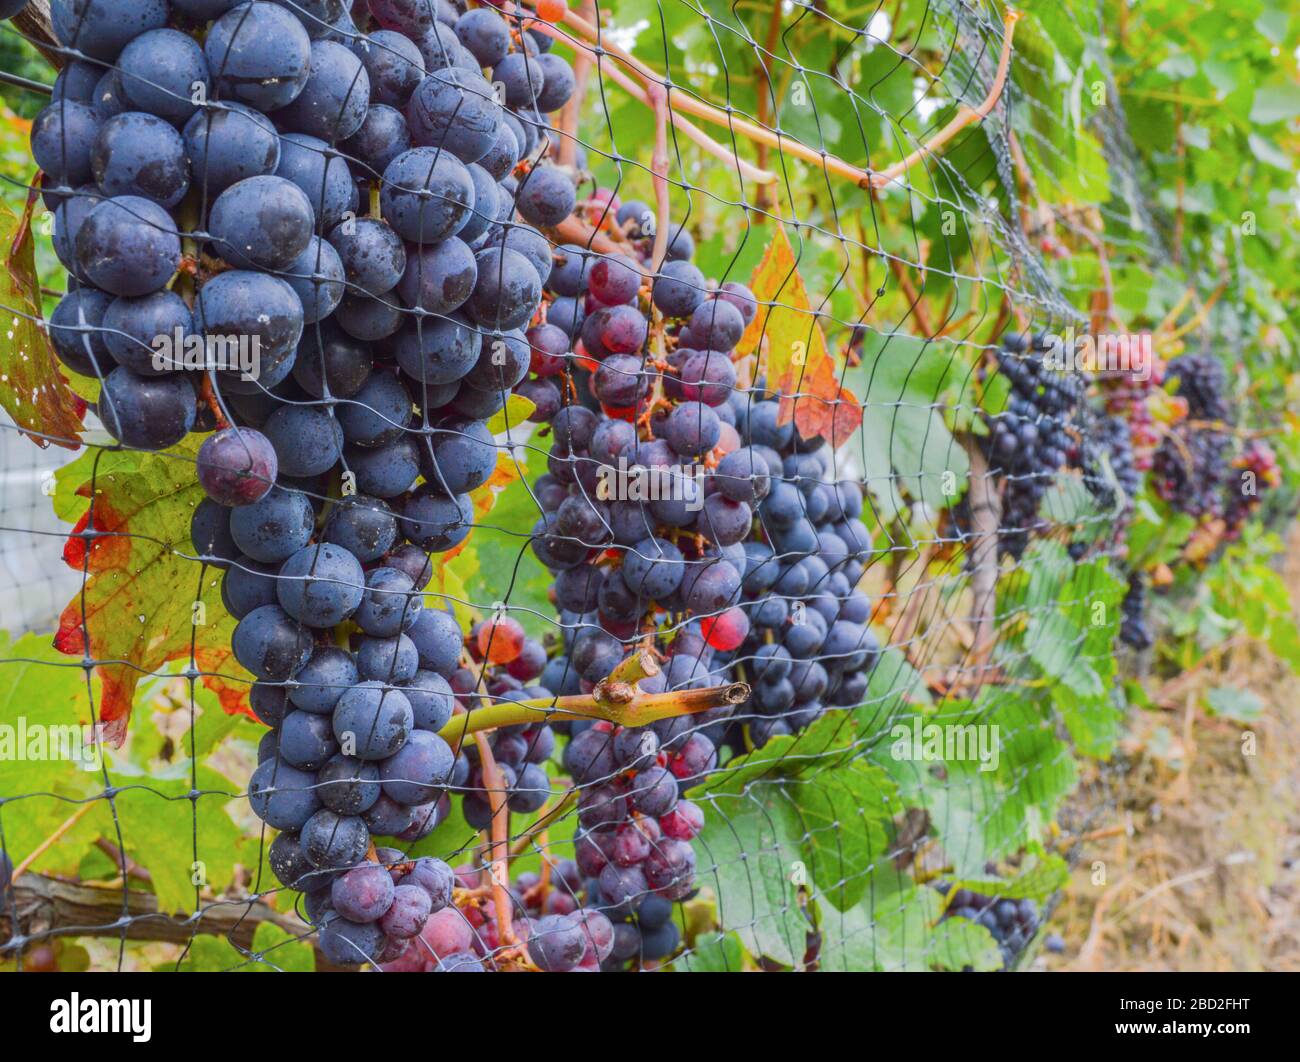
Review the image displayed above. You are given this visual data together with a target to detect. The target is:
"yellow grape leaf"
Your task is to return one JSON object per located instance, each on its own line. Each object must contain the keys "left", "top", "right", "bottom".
{"left": 486, "top": 393, "right": 536, "bottom": 435}
{"left": 431, "top": 543, "right": 478, "bottom": 631}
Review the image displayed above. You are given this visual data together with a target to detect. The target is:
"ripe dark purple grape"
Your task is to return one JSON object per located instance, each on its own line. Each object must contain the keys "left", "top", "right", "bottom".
{"left": 665, "top": 401, "right": 721, "bottom": 457}
{"left": 197, "top": 428, "right": 278, "bottom": 506}
{"left": 594, "top": 304, "right": 648, "bottom": 356}
{"left": 203, "top": 4, "right": 311, "bottom": 110}
{"left": 652, "top": 259, "right": 706, "bottom": 318}
{"left": 514, "top": 163, "right": 576, "bottom": 228}
{"left": 91, "top": 112, "right": 190, "bottom": 209}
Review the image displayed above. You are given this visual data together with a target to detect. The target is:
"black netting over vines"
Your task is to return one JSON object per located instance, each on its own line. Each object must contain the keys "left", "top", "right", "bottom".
{"left": 0, "top": 0, "right": 1268, "bottom": 975}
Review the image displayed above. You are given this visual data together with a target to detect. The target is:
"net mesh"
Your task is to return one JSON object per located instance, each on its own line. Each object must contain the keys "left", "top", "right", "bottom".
{"left": 0, "top": 0, "right": 1175, "bottom": 973}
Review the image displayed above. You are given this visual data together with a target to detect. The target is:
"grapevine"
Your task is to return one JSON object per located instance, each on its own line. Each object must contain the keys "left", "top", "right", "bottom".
{"left": 0, "top": 0, "right": 1292, "bottom": 986}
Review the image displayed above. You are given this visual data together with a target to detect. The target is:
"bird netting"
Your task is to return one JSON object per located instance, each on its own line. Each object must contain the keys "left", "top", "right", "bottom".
{"left": 0, "top": 0, "right": 1259, "bottom": 974}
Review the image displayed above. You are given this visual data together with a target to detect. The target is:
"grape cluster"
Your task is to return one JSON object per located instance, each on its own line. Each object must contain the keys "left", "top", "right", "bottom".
{"left": 1152, "top": 354, "right": 1232, "bottom": 518}
{"left": 724, "top": 396, "right": 878, "bottom": 748}
{"left": 379, "top": 861, "right": 623, "bottom": 972}
{"left": 984, "top": 334, "right": 1084, "bottom": 559}
{"left": 942, "top": 885, "right": 1041, "bottom": 970}
{"left": 1224, "top": 441, "right": 1280, "bottom": 539}
{"left": 1101, "top": 369, "right": 1161, "bottom": 472}
{"left": 544, "top": 858, "right": 687, "bottom": 966}
{"left": 1078, "top": 413, "right": 1139, "bottom": 514}
{"left": 501, "top": 177, "right": 880, "bottom": 952}
{"left": 33, "top": 0, "right": 590, "bottom": 965}
{"left": 33, "top": 0, "right": 887, "bottom": 971}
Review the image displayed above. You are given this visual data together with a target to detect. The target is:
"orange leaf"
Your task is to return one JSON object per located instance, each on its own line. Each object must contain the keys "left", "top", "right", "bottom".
{"left": 777, "top": 354, "right": 864, "bottom": 445}
{"left": 470, "top": 449, "right": 527, "bottom": 520}
{"left": 736, "top": 225, "right": 859, "bottom": 441}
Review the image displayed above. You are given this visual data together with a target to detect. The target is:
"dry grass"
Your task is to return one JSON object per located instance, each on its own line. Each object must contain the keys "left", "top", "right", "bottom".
{"left": 1040, "top": 535, "right": 1300, "bottom": 972}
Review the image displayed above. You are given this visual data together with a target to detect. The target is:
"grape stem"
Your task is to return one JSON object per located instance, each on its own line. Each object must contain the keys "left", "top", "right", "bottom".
{"left": 557, "top": 0, "right": 596, "bottom": 169}
{"left": 646, "top": 79, "right": 672, "bottom": 270}
{"left": 437, "top": 681, "right": 749, "bottom": 744}
{"left": 532, "top": 22, "right": 777, "bottom": 187}
{"left": 605, "top": 647, "right": 659, "bottom": 686}
{"left": 472, "top": 732, "right": 516, "bottom": 944}
{"left": 8, "top": 801, "right": 97, "bottom": 884}
{"left": 11, "top": 1, "right": 63, "bottom": 69}
{"left": 507, "top": 786, "right": 577, "bottom": 858}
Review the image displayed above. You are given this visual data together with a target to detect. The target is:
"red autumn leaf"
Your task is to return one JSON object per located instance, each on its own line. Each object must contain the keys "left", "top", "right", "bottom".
{"left": 0, "top": 184, "right": 86, "bottom": 449}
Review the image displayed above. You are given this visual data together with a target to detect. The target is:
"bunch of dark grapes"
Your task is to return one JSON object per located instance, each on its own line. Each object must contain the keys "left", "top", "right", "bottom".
{"left": 502, "top": 169, "right": 880, "bottom": 959}
{"left": 1078, "top": 413, "right": 1139, "bottom": 514}
{"left": 1223, "top": 442, "right": 1280, "bottom": 539}
{"left": 379, "top": 860, "right": 624, "bottom": 972}
{"left": 1152, "top": 354, "right": 1232, "bottom": 518}
{"left": 983, "top": 334, "right": 1084, "bottom": 559}
{"left": 942, "top": 886, "right": 1041, "bottom": 969}
{"left": 1100, "top": 362, "right": 1161, "bottom": 472}
{"left": 1118, "top": 572, "right": 1151, "bottom": 650}
{"left": 724, "top": 392, "right": 878, "bottom": 748}
{"left": 33, "top": 0, "right": 590, "bottom": 967}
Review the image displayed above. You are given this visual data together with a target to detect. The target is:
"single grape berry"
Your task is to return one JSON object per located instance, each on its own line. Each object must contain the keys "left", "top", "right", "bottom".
{"left": 476, "top": 614, "right": 526, "bottom": 665}
{"left": 197, "top": 428, "right": 278, "bottom": 507}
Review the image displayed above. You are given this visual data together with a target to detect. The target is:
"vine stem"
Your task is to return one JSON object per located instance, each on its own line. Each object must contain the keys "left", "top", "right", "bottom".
{"left": 10, "top": 801, "right": 97, "bottom": 883}
{"left": 472, "top": 732, "right": 515, "bottom": 945}
{"left": 508, "top": 787, "right": 578, "bottom": 858}
{"left": 552, "top": 214, "right": 627, "bottom": 255}
{"left": 868, "top": 11, "right": 1023, "bottom": 190}
{"left": 964, "top": 439, "right": 1001, "bottom": 669}
{"left": 522, "top": 5, "right": 1020, "bottom": 191}
{"left": 557, "top": 0, "right": 596, "bottom": 169}
{"left": 594, "top": 60, "right": 776, "bottom": 185}
{"left": 753, "top": 0, "right": 785, "bottom": 213}
{"left": 437, "top": 681, "right": 749, "bottom": 745}
{"left": 645, "top": 80, "right": 671, "bottom": 270}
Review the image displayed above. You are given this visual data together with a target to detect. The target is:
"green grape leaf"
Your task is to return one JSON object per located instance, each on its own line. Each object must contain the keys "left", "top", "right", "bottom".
{"left": 0, "top": 632, "right": 105, "bottom": 871}
{"left": 946, "top": 849, "right": 1070, "bottom": 903}
{"left": 846, "top": 332, "right": 972, "bottom": 519}
{"left": 694, "top": 784, "right": 810, "bottom": 967}
{"left": 462, "top": 461, "right": 555, "bottom": 641}
{"left": 1203, "top": 685, "right": 1264, "bottom": 722}
{"left": 107, "top": 766, "right": 243, "bottom": 915}
{"left": 673, "top": 930, "right": 748, "bottom": 972}
{"left": 821, "top": 874, "right": 999, "bottom": 971}
{"left": 878, "top": 695, "right": 1076, "bottom": 875}
{"left": 792, "top": 761, "right": 901, "bottom": 912}
{"left": 688, "top": 708, "right": 858, "bottom": 798}
{"left": 247, "top": 921, "right": 315, "bottom": 972}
